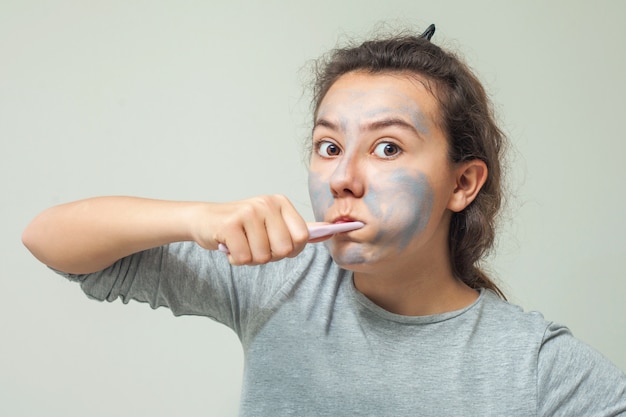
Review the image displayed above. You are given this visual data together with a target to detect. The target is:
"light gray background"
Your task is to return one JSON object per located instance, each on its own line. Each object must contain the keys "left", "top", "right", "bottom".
{"left": 2, "top": 1, "right": 625, "bottom": 416}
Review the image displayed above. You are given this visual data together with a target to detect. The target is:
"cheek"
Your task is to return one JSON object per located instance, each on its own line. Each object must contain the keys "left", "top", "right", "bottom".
{"left": 366, "top": 169, "right": 434, "bottom": 250}
{"left": 308, "top": 171, "right": 333, "bottom": 221}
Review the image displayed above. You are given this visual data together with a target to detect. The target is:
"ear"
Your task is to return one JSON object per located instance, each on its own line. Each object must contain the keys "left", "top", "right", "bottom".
{"left": 447, "top": 160, "right": 488, "bottom": 213}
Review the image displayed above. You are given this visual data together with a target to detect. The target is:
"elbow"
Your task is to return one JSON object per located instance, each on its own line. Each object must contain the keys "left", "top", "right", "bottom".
{"left": 22, "top": 215, "right": 54, "bottom": 268}
{"left": 22, "top": 220, "right": 39, "bottom": 255}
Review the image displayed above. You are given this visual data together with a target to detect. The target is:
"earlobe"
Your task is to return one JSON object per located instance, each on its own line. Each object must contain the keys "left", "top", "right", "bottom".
{"left": 447, "top": 160, "right": 488, "bottom": 212}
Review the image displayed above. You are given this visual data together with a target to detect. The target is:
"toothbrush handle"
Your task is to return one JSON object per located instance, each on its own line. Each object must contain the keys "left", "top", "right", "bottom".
{"left": 217, "top": 221, "right": 364, "bottom": 254}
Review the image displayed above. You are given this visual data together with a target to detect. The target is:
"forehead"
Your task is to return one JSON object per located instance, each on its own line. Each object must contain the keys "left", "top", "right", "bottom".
{"left": 317, "top": 71, "right": 440, "bottom": 122}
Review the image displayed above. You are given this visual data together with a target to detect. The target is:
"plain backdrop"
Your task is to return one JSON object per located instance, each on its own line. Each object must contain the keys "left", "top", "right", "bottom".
{"left": 2, "top": 1, "right": 625, "bottom": 416}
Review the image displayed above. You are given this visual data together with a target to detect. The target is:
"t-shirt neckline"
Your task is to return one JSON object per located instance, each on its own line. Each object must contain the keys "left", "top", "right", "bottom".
{"left": 347, "top": 274, "right": 486, "bottom": 325}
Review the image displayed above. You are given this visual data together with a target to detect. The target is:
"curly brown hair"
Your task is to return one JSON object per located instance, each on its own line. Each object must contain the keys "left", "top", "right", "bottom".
{"left": 311, "top": 25, "right": 507, "bottom": 299}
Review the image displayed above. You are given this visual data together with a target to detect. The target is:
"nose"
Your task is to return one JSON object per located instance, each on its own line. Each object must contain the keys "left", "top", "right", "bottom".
{"left": 329, "top": 154, "right": 365, "bottom": 198}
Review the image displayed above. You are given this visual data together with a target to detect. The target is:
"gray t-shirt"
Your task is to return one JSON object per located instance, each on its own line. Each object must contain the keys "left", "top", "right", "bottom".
{"left": 61, "top": 241, "right": 626, "bottom": 416}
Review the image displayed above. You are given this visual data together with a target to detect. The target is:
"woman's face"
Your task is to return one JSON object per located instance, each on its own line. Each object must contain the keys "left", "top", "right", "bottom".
{"left": 308, "top": 71, "right": 458, "bottom": 270}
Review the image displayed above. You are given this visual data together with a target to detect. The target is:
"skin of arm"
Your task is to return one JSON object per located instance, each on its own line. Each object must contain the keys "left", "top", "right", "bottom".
{"left": 22, "top": 195, "right": 310, "bottom": 274}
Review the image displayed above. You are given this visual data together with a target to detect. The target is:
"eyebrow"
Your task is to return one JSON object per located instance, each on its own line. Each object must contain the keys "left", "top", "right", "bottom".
{"left": 313, "top": 118, "right": 339, "bottom": 131}
{"left": 366, "top": 118, "right": 422, "bottom": 136}
{"left": 313, "top": 117, "right": 423, "bottom": 137}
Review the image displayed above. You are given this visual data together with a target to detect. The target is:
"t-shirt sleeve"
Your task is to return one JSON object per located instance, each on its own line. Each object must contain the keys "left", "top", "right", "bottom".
{"left": 537, "top": 322, "right": 626, "bottom": 416}
{"left": 54, "top": 241, "right": 310, "bottom": 336}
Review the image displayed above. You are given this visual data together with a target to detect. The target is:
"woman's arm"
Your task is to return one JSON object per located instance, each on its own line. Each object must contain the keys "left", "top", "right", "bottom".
{"left": 22, "top": 195, "right": 309, "bottom": 274}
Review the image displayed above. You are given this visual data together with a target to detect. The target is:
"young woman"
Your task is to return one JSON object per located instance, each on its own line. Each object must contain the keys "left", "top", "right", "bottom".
{"left": 22, "top": 25, "right": 626, "bottom": 416}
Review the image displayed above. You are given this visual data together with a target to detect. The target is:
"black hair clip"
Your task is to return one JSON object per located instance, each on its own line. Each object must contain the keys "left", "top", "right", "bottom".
{"left": 419, "top": 24, "right": 436, "bottom": 41}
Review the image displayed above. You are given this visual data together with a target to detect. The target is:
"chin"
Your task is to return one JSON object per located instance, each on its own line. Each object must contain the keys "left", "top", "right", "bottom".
{"left": 326, "top": 240, "right": 378, "bottom": 269}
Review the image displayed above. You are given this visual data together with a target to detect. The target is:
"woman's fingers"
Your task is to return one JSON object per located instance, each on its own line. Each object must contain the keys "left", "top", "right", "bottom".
{"left": 206, "top": 195, "right": 308, "bottom": 266}
{"left": 270, "top": 195, "right": 309, "bottom": 258}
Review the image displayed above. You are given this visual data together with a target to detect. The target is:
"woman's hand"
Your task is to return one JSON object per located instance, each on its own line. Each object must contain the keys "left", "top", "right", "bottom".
{"left": 193, "top": 195, "right": 309, "bottom": 266}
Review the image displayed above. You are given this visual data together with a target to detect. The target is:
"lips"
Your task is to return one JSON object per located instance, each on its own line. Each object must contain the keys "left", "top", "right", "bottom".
{"left": 332, "top": 216, "right": 359, "bottom": 224}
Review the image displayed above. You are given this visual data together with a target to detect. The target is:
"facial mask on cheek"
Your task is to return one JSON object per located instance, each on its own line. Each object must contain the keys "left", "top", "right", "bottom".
{"left": 307, "top": 171, "right": 333, "bottom": 222}
{"left": 367, "top": 169, "right": 434, "bottom": 250}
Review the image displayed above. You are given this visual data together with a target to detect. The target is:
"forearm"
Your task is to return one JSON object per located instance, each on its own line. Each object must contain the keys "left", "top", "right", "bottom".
{"left": 22, "top": 196, "right": 206, "bottom": 274}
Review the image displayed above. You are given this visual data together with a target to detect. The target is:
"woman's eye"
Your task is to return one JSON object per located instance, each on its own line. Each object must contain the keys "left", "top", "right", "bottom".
{"left": 373, "top": 142, "right": 401, "bottom": 158}
{"left": 317, "top": 141, "right": 341, "bottom": 157}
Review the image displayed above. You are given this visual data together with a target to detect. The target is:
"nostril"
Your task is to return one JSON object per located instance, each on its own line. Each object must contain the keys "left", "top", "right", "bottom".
{"left": 328, "top": 160, "right": 365, "bottom": 198}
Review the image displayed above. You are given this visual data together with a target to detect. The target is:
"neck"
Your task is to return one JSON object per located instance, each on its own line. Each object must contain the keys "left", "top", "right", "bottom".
{"left": 352, "top": 246, "right": 478, "bottom": 316}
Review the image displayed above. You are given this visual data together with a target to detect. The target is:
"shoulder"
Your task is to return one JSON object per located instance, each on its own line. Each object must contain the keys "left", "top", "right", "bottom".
{"left": 165, "top": 240, "right": 339, "bottom": 302}
{"left": 537, "top": 323, "right": 626, "bottom": 415}
{"left": 472, "top": 290, "right": 553, "bottom": 343}
{"left": 472, "top": 292, "right": 626, "bottom": 413}
{"left": 244, "top": 242, "right": 341, "bottom": 306}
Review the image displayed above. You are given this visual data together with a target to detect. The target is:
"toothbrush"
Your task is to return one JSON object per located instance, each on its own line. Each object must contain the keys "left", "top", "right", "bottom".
{"left": 217, "top": 221, "right": 364, "bottom": 254}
